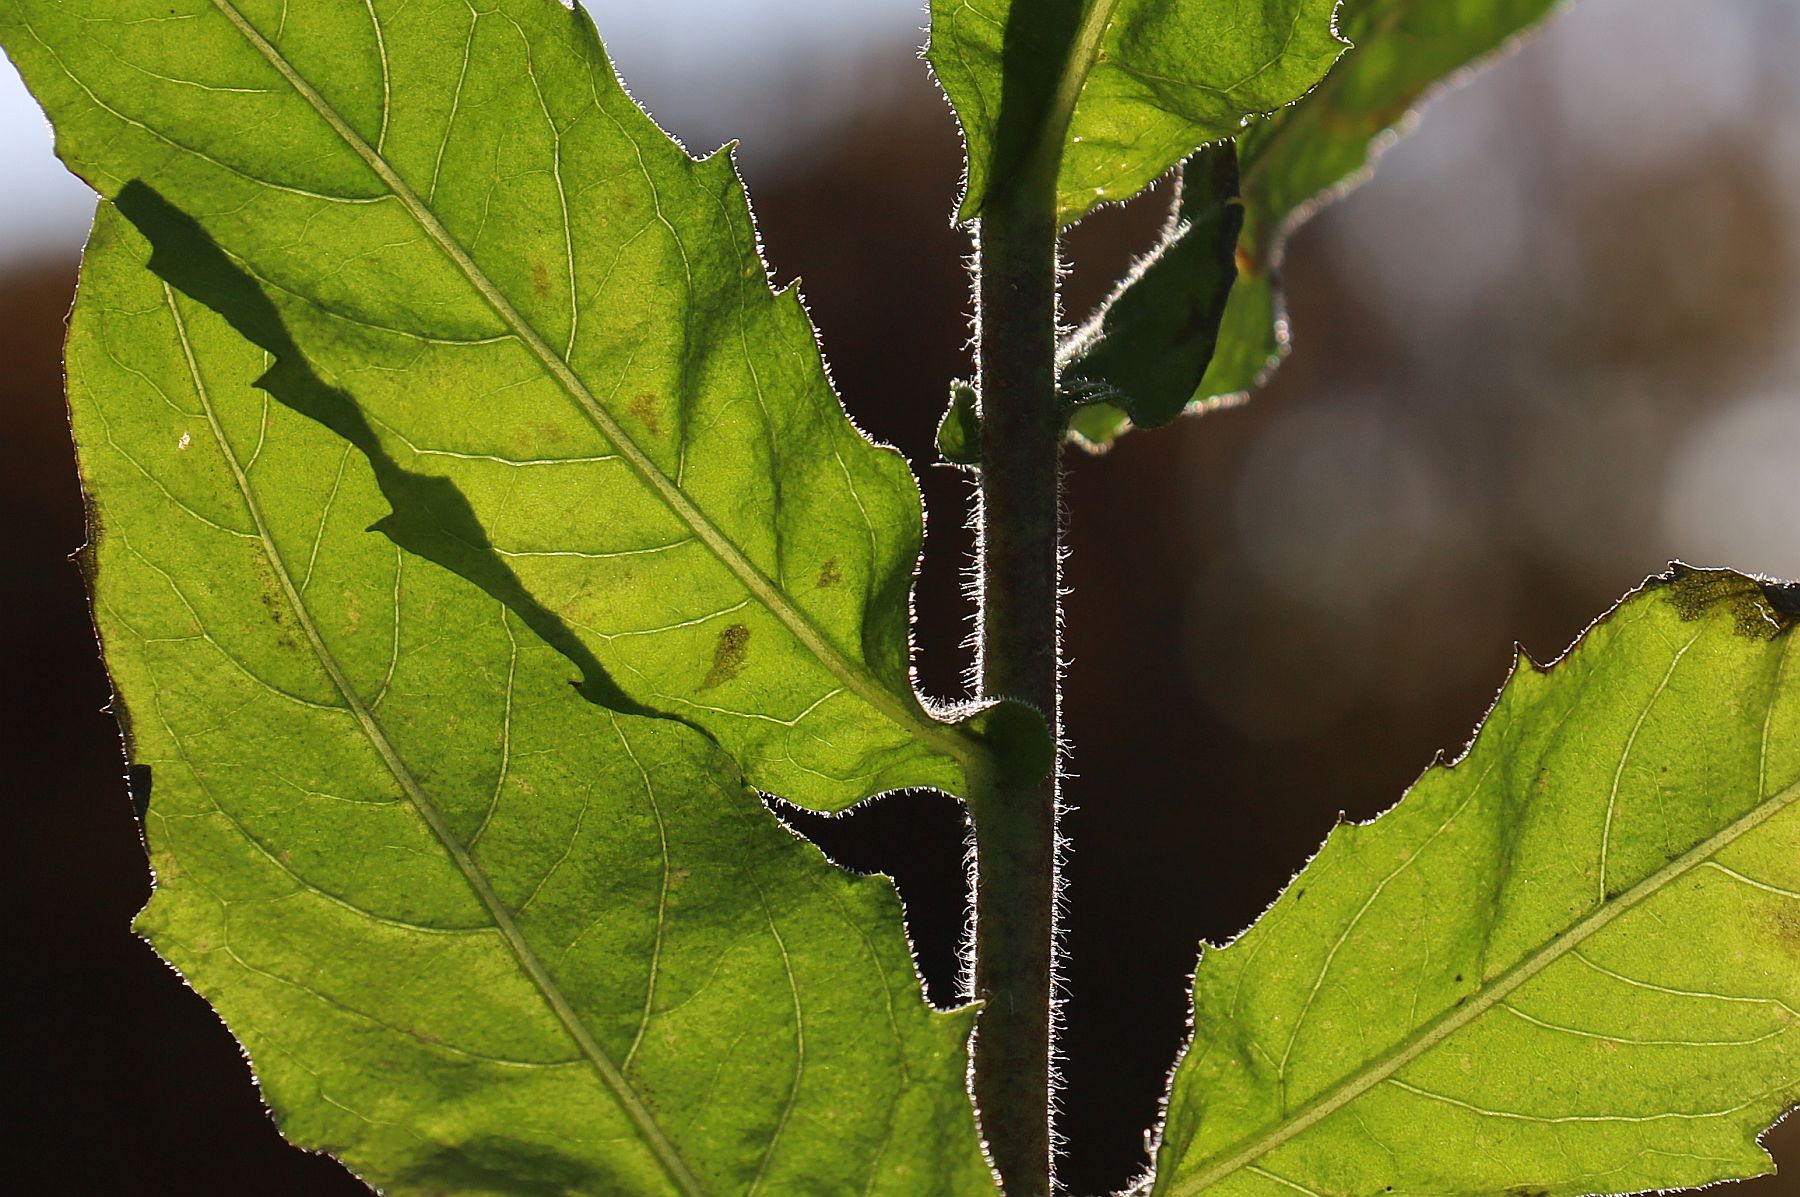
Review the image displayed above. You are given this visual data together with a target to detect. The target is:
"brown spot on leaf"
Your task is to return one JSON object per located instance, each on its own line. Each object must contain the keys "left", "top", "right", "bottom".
{"left": 250, "top": 563, "right": 301, "bottom": 652}
{"left": 701, "top": 623, "right": 749, "bottom": 689}
{"left": 1234, "top": 242, "right": 1257, "bottom": 279}
{"left": 816, "top": 557, "right": 841, "bottom": 589}
{"left": 1665, "top": 565, "right": 1800, "bottom": 639}
{"left": 627, "top": 392, "right": 662, "bottom": 438}
{"left": 1764, "top": 895, "right": 1800, "bottom": 958}
{"left": 531, "top": 260, "right": 551, "bottom": 299}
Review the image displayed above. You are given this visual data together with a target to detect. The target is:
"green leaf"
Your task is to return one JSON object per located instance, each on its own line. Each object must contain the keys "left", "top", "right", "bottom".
{"left": 1206, "top": 0, "right": 1563, "bottom": 404}
{"left": 1060, "top": 144, "right": 1244, "bottom": 445}
{"left": 1064, "top": 399, "right": 1133, "bottom": 451}
{"left": 926, "top": 0, "right": 1344, "bottom": 227}
{"left": 937, "top": 381, "right": 981, "bottom": 467}
{"left": 73, "top": 203, "right": 996, "bottom": 1197}
{"left": 1073, "top": 0, "right": 1565, "bottom": 447}
{"left": 0, "top": 0, "right": 1032, "bottom": 812}
{"left": 1152, "top": 568, "right": 1800, "bottom": 1197}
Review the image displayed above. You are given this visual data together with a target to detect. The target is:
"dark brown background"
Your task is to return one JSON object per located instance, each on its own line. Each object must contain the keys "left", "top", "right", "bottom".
{"left": 5, "top": 0, "right": 1800, "bottom": 1192}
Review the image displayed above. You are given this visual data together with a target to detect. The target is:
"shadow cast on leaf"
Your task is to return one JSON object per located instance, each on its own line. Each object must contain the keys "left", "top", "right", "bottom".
{"left": 399, "top": 1135, "right": 617, "bottom": 1197}
{"left": 113, "top": 180, "right": 672, "bottom": 727}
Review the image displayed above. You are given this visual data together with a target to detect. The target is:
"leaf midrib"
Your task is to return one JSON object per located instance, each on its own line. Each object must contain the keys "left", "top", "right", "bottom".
{"left": 1166, "top": 770, "right": 1800, "bottom": 1197}
{"left": 204, "top": 0, "right": 976, "bottom": 780}
{"left": 1025, "top": 0, "right": 1124, "bottom": 212}
{"left": 163, "top": 278, "right": 709, "bottom": 1197}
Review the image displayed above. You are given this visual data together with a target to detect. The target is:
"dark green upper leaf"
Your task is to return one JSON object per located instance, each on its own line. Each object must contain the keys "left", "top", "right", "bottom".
{"left": 927, "top": 0, "right": 1344, "bottom": 226}
{"left": 73, "top": 203, "right": 996, "bottom": 1197}
{"left": 1068, "top": 0, "right": 1563, "bottom": 447}
{"left": 1154, "top": 570, "right": 1800, "bottom": 1196}
{"left": 1061, "top": 144, "right": 1243, "bottom": 446}
{"left": 0, "top": 0, "right": 1036, "bottom": 812}
{"left": 1208, "top": 0, "right": 1563, "bottom": 402}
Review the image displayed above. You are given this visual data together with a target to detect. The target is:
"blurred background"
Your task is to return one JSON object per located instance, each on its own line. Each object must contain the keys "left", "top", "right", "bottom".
{"left": 5, "top": 0, "right": 1800, "bottom": 1192}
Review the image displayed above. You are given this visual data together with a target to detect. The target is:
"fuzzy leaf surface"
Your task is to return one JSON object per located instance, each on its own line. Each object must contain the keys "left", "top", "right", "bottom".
{"left": 0, "top": 0, "right": 1025, "bottom": 812}
{"left": 926, "top": 0, "right": 1344, "bottom": 226}
{"left": 1155, "top": 570, "right": 1800, "bottom": 1197}
{"left": 71, "top": 204, "right": 996, "bottom": 1197}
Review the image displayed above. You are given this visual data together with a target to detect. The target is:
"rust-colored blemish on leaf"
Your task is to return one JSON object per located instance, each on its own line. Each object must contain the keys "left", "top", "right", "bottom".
{"left": 701, "top": 623, "right": 750, "bottom": 689}
{"left": 816, "top": 557, "right": 840, "bottom": 589}
{"left": 1762, "top": 891, "right": 1800, "bottom": 959}
{"left": 628, "top": 392, "right": 662, "bottom": 438}
{"left": 1665, "top": 565, "right": 1800, "bottom": 640}
{"left": 1234, "top": 242, "right": 1257, "bottom": 279}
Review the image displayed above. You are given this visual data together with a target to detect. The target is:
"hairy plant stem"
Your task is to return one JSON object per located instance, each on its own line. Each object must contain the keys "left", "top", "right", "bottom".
{"left": 971, "top": 183, "right": 1062, "bottom": 1196}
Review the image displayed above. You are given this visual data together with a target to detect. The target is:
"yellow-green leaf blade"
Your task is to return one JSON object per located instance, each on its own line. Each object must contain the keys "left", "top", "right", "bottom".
{"left": 1156, "top": 570, "right": 1800, "bottom": 1197}
{"left": 927, "top": 0, "right": 1345, "bottom": 227}
{"left": 0, "top": 0, "right": 1023, "bottom": 811}
{"left": 73, "top": 203, "right": 996, "bottom": 1197}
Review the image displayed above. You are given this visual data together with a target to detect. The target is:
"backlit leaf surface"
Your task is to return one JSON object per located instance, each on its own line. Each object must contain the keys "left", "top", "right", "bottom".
{"left": 72, "top": 205, "right": 996, "bottom": 1197}
{"left": 1155, "top": 570, "right": 1800, "bottom": 1197}
{"left": 0, "top": 0, "right": 1024, "bottom": 812}
{"left": 926, "top": 0, "right": 1344, "bottom": 226}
